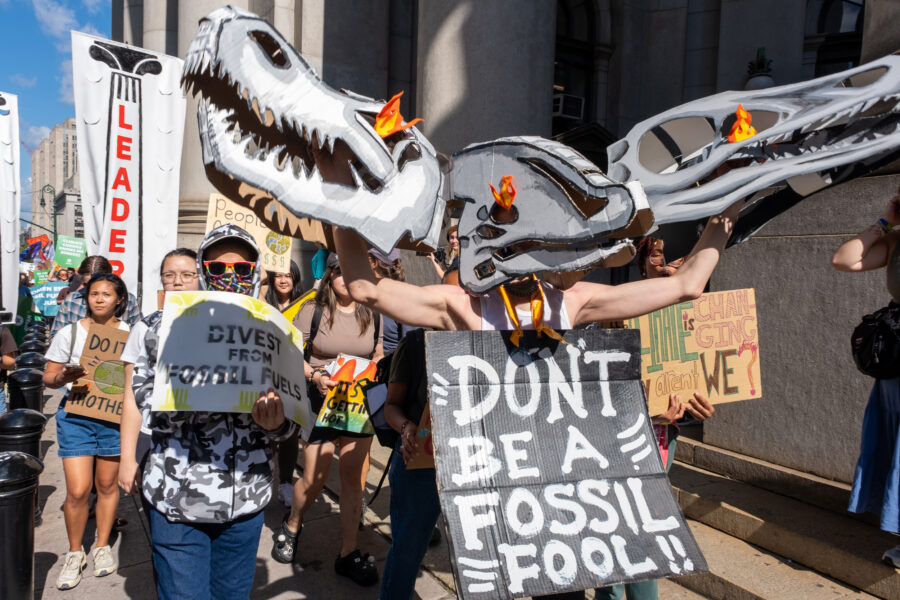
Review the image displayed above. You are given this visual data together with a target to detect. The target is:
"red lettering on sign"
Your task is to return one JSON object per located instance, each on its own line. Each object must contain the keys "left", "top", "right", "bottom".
{"left": 116, "top": 136, "right": 132, "bottom": 160}
{"left": 109, "top": 229, "right": 127, "bottom": 253}
{"left": 117, "top": 104, "right": 133, "bottom": 130}
{"left": 109, "top": 260, "right": 124, "bottom": 275}
{"left": 111, "top": 197, "right": 129, "bottom": 222}
{"left": 111, "top": 167, "right": 131, "bottom": 192}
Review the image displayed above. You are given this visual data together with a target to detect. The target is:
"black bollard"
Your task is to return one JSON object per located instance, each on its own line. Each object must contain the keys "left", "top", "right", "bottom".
{"left": 14, "top": 353, "right": 46, "bottom": 372}
{"left": 0, "top": 410, "right": 48, "bottom": 459}
{"left": 6, "top": 370, "right": 46, "bottom": 413}
{"left": 0, "top": 452, "right": 44, "bottom": 600}
{"left": 22, "top": 333, "right": 48, "bottom": 345}
{"left": 18, "top": 341, "right": 47, "bottom": 355}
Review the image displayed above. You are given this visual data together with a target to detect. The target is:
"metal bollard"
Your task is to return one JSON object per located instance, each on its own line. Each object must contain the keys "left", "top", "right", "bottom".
{"left": 0, "top": 452, "right": 44, "bottom": 600}
{"left": 14, "top": 353, "right": 46, "bottom": 372}
{"left": 6, "top": 370, "right": 46, "bottom": 413}
{"left": 17, "top": 341, "right": 47, "bottom": 355}
{"left": 22, "top": 333, "right": 48, "bottom": 345}
{"left": 0, "top": 410, "right": 48, "bottom": 459}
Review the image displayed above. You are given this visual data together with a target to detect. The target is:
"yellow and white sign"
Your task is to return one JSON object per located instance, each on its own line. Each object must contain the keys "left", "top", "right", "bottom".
{"left": 206, "top": 193, "right": 293, "bottom": 273}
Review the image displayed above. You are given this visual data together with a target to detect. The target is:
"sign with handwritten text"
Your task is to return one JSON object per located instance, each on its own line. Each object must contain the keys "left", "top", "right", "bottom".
{"left": 66, "top": 323, "right": 130, "bottom": 424}
{"left": 627, "top": 288, "right": 761, "bottom": 416}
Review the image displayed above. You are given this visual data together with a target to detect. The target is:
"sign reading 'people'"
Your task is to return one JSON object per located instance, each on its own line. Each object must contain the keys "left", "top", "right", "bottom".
{"left": 425, "top": 329, "right": 706, "bottom": 599}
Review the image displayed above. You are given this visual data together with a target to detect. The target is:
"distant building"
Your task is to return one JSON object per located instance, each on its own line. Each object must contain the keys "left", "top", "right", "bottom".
{"left": 29, "top": 117, "right": 83, "bottom": 240}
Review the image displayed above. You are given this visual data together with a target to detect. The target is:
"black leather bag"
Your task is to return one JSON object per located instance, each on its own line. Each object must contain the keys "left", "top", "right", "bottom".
{"left": 852, "top": 301, "right": 900, "bottom": 379}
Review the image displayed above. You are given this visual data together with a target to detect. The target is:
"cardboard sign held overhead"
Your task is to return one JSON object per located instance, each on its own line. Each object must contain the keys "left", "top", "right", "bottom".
{"left": 206, "top": 193, "right": 293, "bottom": 274}
{"left": 55, "top": 235, "right": 88, "bottom": 269}
{"left": 426, "top": 329, "right": 706, "bottom": 599}
{"left": 627, "top": 288, "right": 761, "bottom": 416}
{"left": 66, "top": 323, "right": 130, "bottom": 424}
{"left": 151, "top": 291, "right": 315, "bottom": 438}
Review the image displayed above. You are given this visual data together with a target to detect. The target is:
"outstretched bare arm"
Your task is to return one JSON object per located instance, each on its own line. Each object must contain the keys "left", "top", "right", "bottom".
{"left": 831, "top": 187, "right": 900, "bottom": 272}
{"left": 334, "top": 228, "right": 479, "bottom": 331}
{"left": 569, "top": 200, "right": 742, "bottom": 326}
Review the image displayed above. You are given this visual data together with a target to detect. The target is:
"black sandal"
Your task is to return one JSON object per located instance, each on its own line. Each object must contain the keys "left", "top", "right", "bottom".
{"left": 271, "top": 516, "right": 300, "bottom": 564}
{"left": 334, "top": 549, "right": 378, "bottom": 586}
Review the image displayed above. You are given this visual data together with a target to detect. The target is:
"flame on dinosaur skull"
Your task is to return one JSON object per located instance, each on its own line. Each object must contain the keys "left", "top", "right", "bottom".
{"left": 728, "top": 104, "right": 757, "bottom": 143}
{"left": 374, "top": 91, "right": 424, "bottom": 138}
{"left": 490, "top": 175, "right": 517, "bottom": 210}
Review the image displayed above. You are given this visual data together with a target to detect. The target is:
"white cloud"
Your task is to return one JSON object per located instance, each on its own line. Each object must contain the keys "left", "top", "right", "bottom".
{"left": 58, "top": 59, "right": 73, "bottom": 105}
{"left": 81, "top": 0, "right": 103, "bottom": 14}
{"left": 23, "top": 125, "right": 51, "bottom": 149}
{"left": 77, "top": 22, "right": 102, "bottom": 37}
{"left": 31, "top": 0, "right": 78, "bottom": 41}
{"left": 10, "top": 74, "right": 38, "bottom": 88}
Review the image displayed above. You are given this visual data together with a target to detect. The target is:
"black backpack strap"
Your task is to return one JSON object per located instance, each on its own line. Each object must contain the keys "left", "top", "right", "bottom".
{"left": 373, "top": 311, "right": 382, "bottom": 353}
{"left": 304, "top": 303, "right": 324, "bottom": 363}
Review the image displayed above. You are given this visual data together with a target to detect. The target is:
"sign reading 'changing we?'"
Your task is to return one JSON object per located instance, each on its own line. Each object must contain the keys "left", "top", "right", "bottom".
{"left": 151, "top": 291, "right": 315, "bottom": 438}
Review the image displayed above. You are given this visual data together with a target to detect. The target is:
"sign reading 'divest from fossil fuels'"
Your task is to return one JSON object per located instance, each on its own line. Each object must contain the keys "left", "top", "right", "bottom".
{"left": 425, "top": 329, "right": 706, "bottom": 599}
{"left": 151, "top": 291, "right": 315, "bottom": 438}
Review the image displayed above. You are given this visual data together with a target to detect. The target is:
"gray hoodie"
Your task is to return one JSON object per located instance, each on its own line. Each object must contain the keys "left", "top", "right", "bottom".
{"left": 139, "top": 225, "right": 296, "bottom": 523}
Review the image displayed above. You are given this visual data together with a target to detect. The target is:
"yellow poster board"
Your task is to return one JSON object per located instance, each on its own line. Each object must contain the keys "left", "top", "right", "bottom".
{"left": 627, "top": 288, "right": 761, "bottom": 416}
{"left": 206, "top": 193, "right": 293, "bottom": 273}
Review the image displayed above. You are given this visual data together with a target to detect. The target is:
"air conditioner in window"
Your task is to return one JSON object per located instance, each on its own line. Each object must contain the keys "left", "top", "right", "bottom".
{"left": 552, "top": 93, "right": 585, "bottom": 120}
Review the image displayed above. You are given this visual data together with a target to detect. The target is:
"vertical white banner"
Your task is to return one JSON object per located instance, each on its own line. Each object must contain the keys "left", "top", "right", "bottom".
{"left": 72, "top": 32, "right": 185, "bottom": 313}
{"left": 0, "top": 91, "right": 20, "bottom": 325}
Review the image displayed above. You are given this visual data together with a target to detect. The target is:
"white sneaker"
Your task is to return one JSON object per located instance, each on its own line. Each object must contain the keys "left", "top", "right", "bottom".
{"left": 883, "top": 545, "right": 900, "bottom": 568}
{"left": 92, "top": 545, "right": 118, "bottom": 577}
{"left": 278, "top": 482, "right": 294, "bottom": 507}
{"left": 56, "top": 549, "right": 87, "bottom": 590}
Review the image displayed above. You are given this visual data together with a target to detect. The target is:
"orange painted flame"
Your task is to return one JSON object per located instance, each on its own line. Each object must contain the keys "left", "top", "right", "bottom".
{"left": 374, "top": 91, "right": 424, "bottom": 138}
{"left": 728, "top": 104, "right": 757, "bottom": 143}
{"left": 490, "top": 175, "right": 517, "bottom": 210}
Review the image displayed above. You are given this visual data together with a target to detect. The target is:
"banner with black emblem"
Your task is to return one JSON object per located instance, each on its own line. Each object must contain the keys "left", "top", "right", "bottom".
{"left": 0, "top": 91, "right": 20, "bottom": 325}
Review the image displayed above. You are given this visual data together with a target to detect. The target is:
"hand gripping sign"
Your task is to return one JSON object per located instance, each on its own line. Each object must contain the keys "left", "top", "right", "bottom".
{"left": 426, "top": 329, "right": 706, "bottom": 599}
{"left": 151, "top": 291, "right": 315, "bottom": 438}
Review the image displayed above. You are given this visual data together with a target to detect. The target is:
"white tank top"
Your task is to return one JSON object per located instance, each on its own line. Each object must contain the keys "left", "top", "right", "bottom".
{"left": 479, "top": 282, "right": 572, "bottom": 331}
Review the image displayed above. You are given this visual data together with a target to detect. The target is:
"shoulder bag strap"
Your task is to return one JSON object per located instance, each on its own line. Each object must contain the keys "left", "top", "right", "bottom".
{"left": 305, "top": 303, "right": 324, "bottom": 363}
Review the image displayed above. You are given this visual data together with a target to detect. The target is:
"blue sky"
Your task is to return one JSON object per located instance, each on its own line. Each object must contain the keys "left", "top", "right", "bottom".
{"left": 0, "top": 0, "right": 111, "bottom": 220}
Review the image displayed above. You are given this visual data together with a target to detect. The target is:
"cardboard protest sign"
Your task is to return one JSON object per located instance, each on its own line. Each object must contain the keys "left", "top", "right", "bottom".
{"left": 30, "top": 281, "right": 67, "bottom": 317}
{"left": 65, "top": 323, "right": 130, "bottom": 424}
{"left": 627, "top": 288, "right": 761, "bottom": 416}
{"left": 206, "top": 194, "right": 293, "bottom": 273}
{"left": 151, "top": 291, "right": 315, "bottom": 438}
{"left": 404, "top": 403, "right": 435, "bottom": 470}
{"left": 316, "top": 354, "right": 376, "bottom": 434}
{"left": 426, "top": 329, "right": 706, "bottom": 599}
{"left": 55, "top": 235, "right": 87, "bottom": 269}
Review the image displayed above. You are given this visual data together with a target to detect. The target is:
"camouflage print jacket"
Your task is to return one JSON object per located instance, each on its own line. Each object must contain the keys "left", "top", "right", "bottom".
{"left": 135, "top": 225, "right": 296, "bottom": 523}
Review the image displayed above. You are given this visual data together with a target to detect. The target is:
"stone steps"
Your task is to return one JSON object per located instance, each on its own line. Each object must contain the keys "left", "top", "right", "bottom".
{"left": 669, "top": 456, "right": 900, "bottom": 599}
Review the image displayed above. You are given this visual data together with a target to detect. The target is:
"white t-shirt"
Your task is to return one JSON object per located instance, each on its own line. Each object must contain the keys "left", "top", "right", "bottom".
{"left": 46, "top": 320, "right": 131, "bottom": 390}
{"left": 121, "top": 320, "right": 152, "bottom": 434}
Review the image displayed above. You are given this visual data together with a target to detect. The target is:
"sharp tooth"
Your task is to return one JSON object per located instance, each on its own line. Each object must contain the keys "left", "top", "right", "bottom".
{"left": 863, "top": 97, "right": 880, "bottom": 113}
{"left": 347, "top": 162, "right": 364, "bottom": 188}
{"left": 310, "top": 128, "right": 319, "bottom": 150}
{"left": 322, "top": 134, "right": 333, "bottom": 154}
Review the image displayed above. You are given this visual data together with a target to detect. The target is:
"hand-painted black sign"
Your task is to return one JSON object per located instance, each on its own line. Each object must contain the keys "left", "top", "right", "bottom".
{"left": 425, "top": 329, "right": 706, "bottom": 599}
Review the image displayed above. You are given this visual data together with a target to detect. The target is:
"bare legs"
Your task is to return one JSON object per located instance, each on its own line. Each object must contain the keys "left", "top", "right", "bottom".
{"left": 62, "top": 456, "right": 121, "bottom": 551}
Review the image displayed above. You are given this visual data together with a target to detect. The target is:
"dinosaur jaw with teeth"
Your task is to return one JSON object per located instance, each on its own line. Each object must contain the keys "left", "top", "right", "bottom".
{"left": 182, "top": 7, "right": 444, "bottom": 253}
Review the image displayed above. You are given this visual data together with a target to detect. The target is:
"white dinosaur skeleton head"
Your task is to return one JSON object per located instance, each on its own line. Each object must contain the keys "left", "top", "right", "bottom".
{"left": 608, "top": 52, "right": 900, "bottom": 254}
{"left": 454, "top": 137, "right": 652, "bottom": 294}
{"left": 182, "top": 6, "right": 444, "bottom": 253}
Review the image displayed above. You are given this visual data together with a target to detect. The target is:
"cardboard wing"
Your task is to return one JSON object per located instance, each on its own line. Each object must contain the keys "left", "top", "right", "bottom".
{"left": 426, "top": 329, "right": 706, "bottom": 599}
{"left": 65, "top": 323, "right": 130, "bottom": 424}
{"left": 627, "top": 288, "right": 761, "bottom": 416}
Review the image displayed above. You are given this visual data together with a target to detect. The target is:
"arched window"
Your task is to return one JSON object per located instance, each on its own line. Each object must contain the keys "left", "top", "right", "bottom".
{"left": 808, "top": 0, "right": 865, "bottom": 76}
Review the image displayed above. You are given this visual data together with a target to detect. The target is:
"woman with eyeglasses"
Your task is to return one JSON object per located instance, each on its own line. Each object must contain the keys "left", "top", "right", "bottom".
{"left": 263, "top": 260, "right": 305, "bottom": 507}
{"left": 118, "top": 249, "right": 199, "bottom": 517}
{"left": 271, "top": 252, "right": 383, "bottom": 587}
{"left": 119, "top": 226, "right": 295, "bottom": 600}
{"left": 43, "top": 273, "right": 131, "bottom": 590}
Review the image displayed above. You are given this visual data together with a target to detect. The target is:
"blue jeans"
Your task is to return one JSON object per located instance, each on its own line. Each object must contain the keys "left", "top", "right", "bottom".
{"left": 0, "top": 387, "right": 6, "bottom": 414}
{"left": 380, "top": 445, "right": 441, "bottom": 600}
{"left": 149, "top": 507, "right": 264, "bottom": 600}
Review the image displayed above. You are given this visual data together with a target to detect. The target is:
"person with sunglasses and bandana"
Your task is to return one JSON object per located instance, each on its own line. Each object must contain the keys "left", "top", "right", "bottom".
{"left": 125, "top": 225, "right": 296, "bottom": 600}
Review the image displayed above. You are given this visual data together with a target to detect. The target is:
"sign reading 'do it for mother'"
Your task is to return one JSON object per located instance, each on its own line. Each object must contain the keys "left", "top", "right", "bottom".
{"left": 425, "top": 329, "right": 706, "bottom": 599}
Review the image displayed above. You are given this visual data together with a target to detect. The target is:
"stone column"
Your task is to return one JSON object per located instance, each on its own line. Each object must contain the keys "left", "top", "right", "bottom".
{"left": 143, "top": 0, "right": 177, "bottom": 55}
{"left": 416, "top": 0, "right": 556, "bottom": 155}
{"left": 273, "top": 0, "right": 295, "bottom": 46}
{"left": 121, "top": 0, "right": 144, "bottom": 47}
{"left": 861, "top": 0, "right": 900, "bottom": 63}
{"left": 176, "top": 0, "right": 251, "bottom": 250}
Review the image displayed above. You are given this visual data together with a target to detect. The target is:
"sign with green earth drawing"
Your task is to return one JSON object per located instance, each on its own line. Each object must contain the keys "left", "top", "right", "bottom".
{"left": 151, "top": 291, "right": 315, "bottom": 439}
{"left": 66, "top": 323, "right": 130, "bottom": 424}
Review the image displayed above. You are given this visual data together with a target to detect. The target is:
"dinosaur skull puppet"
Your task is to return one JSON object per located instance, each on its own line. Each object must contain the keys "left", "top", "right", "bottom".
{"left": 182, "top": 6, "right": 444, "bottom": 253}
{"left": 454, "top": 137, "right": 652, "bottom": 294}
{"left": 607, "top": 52, "right": 900, "bottom": 257}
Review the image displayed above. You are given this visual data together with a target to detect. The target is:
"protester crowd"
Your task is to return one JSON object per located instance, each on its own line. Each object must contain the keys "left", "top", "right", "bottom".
{"left": 2, "top": 186, "right": 900, "bottom": 600}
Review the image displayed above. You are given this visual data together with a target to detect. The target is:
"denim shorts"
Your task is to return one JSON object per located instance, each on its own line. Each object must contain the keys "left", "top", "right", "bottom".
{"left": 56, "top": 395, "right": 121, "bottom": 458}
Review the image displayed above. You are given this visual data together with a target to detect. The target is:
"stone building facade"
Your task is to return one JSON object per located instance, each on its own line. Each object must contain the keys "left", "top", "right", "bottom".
{"left": 111, "top": 0, "right": 900, "bottom": 483}
{"left": 29, "top": 117, "right": 84, "bottom": 241}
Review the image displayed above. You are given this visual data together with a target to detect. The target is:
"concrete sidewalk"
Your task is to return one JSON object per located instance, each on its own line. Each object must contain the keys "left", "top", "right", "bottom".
{"left": 31, "top": 389, "right": 706, "bottom": 600}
